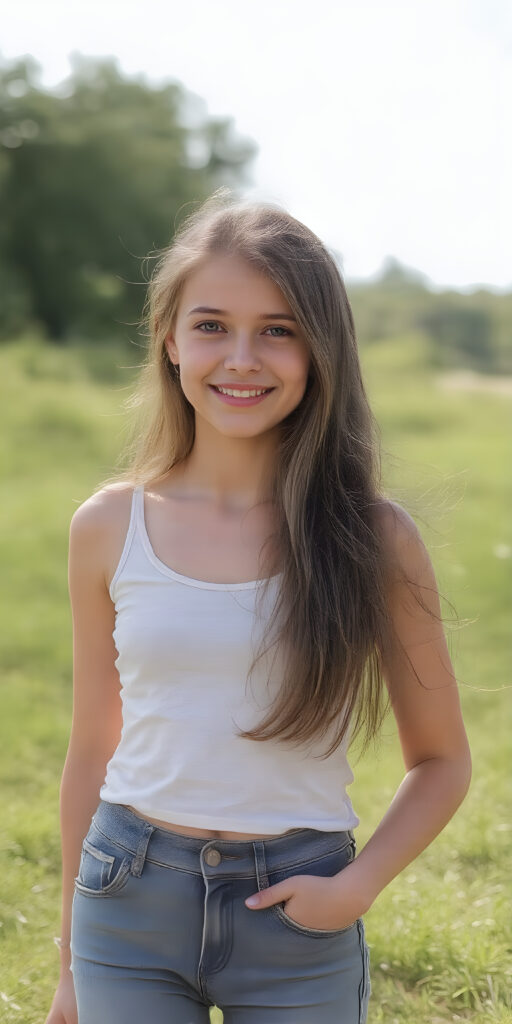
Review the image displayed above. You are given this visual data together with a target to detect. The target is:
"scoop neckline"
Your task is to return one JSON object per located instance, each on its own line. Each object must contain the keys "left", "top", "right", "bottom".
{"left": 137, "top": 485, "right": 283, "bottom": 591}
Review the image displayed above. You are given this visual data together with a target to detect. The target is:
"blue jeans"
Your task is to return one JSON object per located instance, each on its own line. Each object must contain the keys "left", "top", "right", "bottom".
{"left": 71, "top": 800, "right": 371, "bottom": 1023}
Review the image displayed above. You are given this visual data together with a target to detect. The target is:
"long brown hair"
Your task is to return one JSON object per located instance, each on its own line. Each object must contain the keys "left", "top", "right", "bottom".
{"left": 98, "top": 190, "right": 440, "bottom": 758}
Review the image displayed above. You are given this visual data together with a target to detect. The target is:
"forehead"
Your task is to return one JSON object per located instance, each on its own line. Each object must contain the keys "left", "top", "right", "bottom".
{"left": 178, "top": 254, "right": 293, "bottom": 315}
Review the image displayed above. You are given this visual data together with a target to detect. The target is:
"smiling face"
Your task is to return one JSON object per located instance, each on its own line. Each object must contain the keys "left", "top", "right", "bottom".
{"left": 165, "top": 254, "right": 311, "bottom": 440}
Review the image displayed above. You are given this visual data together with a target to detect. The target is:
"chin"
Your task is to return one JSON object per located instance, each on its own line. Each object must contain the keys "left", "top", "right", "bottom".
{"left": 217, "top": 425, "right": 273, "bottom": 439}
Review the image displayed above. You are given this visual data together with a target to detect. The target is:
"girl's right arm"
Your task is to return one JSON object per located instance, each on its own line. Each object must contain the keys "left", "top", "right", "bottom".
{"left": 45, "top": 492, "right": 124, "bottom": 1023}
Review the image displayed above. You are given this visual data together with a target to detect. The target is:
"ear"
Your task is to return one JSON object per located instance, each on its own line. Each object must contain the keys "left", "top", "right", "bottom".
{"left": 165, "top": 332, "right": 179, "bottom": 365}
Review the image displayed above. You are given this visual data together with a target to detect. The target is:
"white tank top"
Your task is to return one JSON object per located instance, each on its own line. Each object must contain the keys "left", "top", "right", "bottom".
{"left": 99, "top": 485, "right": 359, "bottom": 833}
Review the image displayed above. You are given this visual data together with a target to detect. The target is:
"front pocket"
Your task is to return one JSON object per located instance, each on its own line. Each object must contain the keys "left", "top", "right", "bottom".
{"left": 264, "top": 839, "right": 358, "bottom": 939}
{"left": 74, "top": 834, "right": 132, "bottom": 898}
{"left": 273, "top": 902, "right": 358, "bottom": 938}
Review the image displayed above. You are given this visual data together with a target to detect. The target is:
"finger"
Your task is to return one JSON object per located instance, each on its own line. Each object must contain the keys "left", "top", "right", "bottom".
{"left": 245, "top": 882, "right": 290, "bottom": 909}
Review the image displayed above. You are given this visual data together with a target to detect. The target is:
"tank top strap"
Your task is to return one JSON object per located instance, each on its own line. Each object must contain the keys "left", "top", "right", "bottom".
{"left": 108, "top": 483, "right": 145, "bottom": 601}
{"left": 132, "top": 482, "right": 145, "bottom": 531}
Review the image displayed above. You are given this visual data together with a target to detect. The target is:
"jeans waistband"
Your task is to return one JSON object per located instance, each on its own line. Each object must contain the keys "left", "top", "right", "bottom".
{"left": 91, "top": 800, "right": 355, "bottom": 878}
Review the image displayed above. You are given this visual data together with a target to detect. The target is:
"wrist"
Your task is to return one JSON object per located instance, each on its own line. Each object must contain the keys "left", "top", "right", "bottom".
{"left": 331, "top": 858, "right": 379, "bottom": 914}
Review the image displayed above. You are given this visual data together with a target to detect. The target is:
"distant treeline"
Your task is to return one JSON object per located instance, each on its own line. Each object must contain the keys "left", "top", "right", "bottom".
{"left": 348, "top": 260, "right": 512, "bottom": 375}
{"left": 1, "top": 55, "right": 510, "bottom": 374}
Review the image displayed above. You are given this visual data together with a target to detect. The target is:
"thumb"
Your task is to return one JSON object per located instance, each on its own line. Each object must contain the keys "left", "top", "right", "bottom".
{"left": 245, "top": 881, "right": 291, "bottom": 910}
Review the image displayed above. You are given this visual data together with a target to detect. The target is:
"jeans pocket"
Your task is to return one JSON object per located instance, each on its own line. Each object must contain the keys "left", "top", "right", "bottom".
{"left": 265, "top": 839, "right": 358, "bottom": 939}
{"left": 74, "top": 828, "right": 132, "bottom": 898}
{"left": 273, "top": 902, "right": 359, "bottom": 939}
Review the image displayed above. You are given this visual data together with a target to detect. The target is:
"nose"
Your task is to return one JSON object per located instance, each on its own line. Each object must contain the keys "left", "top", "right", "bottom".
{"left": 223, "top": 331, "right": 263, "bottom": 375}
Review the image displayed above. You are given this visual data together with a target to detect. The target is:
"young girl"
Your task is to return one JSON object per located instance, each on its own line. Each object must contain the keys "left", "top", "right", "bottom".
{"left": 46, "top": 194, "right": 471, "bottom": 1024}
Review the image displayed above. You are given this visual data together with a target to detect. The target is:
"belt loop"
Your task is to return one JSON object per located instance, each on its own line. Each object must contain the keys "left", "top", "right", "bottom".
{"left": 252, "top": 840, "right": 270, "bottom": 891}
{"left": 131, "top": 822, "right": 155, "bottom": 877}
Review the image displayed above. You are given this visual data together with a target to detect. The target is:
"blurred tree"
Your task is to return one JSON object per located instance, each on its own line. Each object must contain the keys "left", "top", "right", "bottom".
{"left": 348, "top": 258, "right": 431, "bottom": 346}
{"left": 348, "top": 258, "right": 511, "bottom": 375}
{"left": 417, "top": 302, "right": 495, "bottom": 372}
{"left": 0, "top": 54, "right": 256, "bottom": 341}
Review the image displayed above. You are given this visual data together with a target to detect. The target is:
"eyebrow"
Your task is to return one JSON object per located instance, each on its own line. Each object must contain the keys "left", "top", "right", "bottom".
{"left": 187, "top": 306, "right": 297, "bottom": 321}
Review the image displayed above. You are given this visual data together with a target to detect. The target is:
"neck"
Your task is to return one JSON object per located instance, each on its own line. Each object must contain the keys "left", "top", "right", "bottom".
{"left": 177, "top": 416, "right": 280, "bottom": 513}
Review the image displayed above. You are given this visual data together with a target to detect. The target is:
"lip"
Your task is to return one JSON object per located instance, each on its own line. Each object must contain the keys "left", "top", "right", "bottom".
{"left": 210, "top": 383, "right": 275, "bottom": 390}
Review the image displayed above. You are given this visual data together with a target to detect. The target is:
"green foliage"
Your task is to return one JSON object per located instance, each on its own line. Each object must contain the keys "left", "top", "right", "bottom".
{"left": 0, "top": 54, "right": 256, "bottom": 341}
{"left": 0, "top": 337, "right": 511, "bottom": 1023}
{"left": 417, "top": 303, "right": 495, "bottom": 372}
{"left": 2, "top": 50, "right": 510, "bottom": 377}
{"left": 347, "top": 260, "right": 512, "bottom": 375}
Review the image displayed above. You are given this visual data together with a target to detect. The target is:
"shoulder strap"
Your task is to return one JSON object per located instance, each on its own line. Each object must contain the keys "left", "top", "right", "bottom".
{"left": 133, "top": 483, "right": 144, "bottom": 527}
{"left": 108, "top": 483, "right": 145, "bottom": 600}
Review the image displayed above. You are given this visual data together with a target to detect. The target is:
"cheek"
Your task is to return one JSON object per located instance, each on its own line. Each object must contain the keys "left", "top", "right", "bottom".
{"left": 286, "top": 338, "right": 310, "bottom": 375}
{"left": 181, "top": 345, "right": 215, "bottom": 375}
{"left": 287, "top": 352, "right": 311, "bottom": 390}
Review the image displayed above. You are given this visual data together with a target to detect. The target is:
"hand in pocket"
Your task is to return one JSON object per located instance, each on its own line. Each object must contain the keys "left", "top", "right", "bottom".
{"left": 246, "top": 868, "right": 370, "bottom": 932}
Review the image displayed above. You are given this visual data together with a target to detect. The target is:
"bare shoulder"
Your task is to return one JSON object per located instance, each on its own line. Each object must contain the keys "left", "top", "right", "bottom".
{"left": 372, "top": 498, "right": 428, "bottom": 574}
{"left": 70, "top": 481, "right": 133, "bottom": 525}
{"left": 70, "top": 482, "right": 136, "bottom": 591}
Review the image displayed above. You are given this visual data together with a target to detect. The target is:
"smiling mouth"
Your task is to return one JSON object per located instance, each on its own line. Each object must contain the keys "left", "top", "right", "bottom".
{"left": 210, "top": 385, "right": 275, "bottom": 398}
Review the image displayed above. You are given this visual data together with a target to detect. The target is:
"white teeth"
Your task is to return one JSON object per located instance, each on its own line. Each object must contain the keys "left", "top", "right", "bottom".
{"left": 215, "top": 386, "right": 269, "bottom": 398}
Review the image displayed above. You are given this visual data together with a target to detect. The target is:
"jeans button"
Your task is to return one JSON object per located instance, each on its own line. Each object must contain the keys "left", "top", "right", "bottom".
{"left": 204, "top": 848, "right": 221, "bottom": 866}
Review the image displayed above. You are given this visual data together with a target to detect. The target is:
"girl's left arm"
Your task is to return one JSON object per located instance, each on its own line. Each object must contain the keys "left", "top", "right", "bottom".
{"left": 245, "top": 503, "right": 471, "bottom": 927}
{"left": 334, "top": 501, "right": 472, "bottom": 911}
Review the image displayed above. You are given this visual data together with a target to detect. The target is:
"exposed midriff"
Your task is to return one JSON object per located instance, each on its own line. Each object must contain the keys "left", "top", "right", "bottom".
{"left": 123, "top": 805, "right": 296, "bottom": 840}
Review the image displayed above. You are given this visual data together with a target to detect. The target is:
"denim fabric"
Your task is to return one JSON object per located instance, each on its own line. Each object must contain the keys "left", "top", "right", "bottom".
{"left": 71, "top": 800, "right": 371, "bottom": 1023}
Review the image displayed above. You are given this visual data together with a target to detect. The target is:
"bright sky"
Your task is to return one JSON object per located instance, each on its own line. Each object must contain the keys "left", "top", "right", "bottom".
{"left": 2, "top": 0, "right": 511, "bottom": 291}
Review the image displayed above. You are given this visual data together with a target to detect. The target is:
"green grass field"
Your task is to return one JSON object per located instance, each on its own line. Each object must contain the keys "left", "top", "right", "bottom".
{"left": 1, "top": 334, "right": 511, "bottom": 1023}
